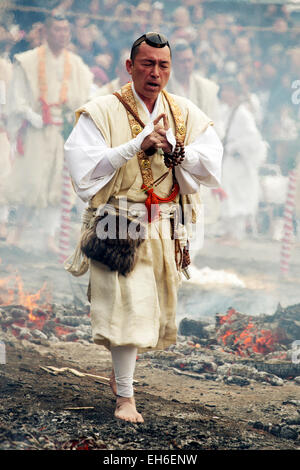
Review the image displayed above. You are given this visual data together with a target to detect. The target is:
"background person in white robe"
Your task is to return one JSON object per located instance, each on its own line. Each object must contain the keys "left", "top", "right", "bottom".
{"left": 167, "top": 39, "right": 220, "bottom": 121}
{"left": 5, "top": 14, "right": 93, "bottom": 253}
{"left": 65, "top": 32, "right": 223, "bottom": 424}
{"left": 0, "top": 57, "right": 12, "bottom": 240}
{"left": 167, "top": 39, "right": 222, "bottom": 256}
{"left": 216, "top": 78, "right": 268, "bottom": 241}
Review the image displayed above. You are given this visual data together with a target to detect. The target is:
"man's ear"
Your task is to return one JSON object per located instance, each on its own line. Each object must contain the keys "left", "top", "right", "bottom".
{"left": 125, "top": 59, "right": 133, "bottom": 76}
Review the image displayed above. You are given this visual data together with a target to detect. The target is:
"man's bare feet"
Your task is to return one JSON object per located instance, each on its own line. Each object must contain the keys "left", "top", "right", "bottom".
{"left": 109, "top": 370, "right": 117, "bottom": 396}
{"left": 115, "top": 396, "right": 144, "bottom": 423}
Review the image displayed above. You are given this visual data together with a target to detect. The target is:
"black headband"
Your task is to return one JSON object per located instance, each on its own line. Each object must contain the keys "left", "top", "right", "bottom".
{"left": 131, "top": 32, "right": 170, "bottom": 55}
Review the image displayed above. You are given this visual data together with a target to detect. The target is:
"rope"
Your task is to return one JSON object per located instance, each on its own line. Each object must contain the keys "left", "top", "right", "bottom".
{"left": 142, "top": 182, "right": 180, "bottom": 223}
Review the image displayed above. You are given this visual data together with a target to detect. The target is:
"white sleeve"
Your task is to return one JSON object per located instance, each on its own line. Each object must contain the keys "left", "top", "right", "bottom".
{"left": 64, "top": 113, "right": 154, "bottom": 202}
{"left": 7, "top": 63, "right": 30, "bottom": 117}
{"left": 7, "top": 63, "right": 44, "bottom": 138}
{"left": 225, "top": 106, "right": 268, "bottom": 167}
{"left": 175, "top": 125, "right": 223, "bottom": 194}
{"left": 8, "top": 64, "right": 42, "bottom": 124}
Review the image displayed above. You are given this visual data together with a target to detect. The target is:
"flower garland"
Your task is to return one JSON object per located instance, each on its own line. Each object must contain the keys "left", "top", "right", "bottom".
{"left": 37, "top": 45, "right": 73, "bottom": 262}
{"left": 37, "top": 45, "right": 71, "bottom": 124}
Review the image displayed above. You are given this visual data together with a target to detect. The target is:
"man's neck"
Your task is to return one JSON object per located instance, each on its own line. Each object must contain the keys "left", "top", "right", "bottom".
{"left": 47, "top": 43, "right": 64, "bottom": 57}
{"left": 135, "top": 90, "right": 157, "bottom": 113}
{"left": 139, "top": 95, "right": 156, "bottom": 114}
{"left": 132, "top": 83, "right": 160, "bottom": 116}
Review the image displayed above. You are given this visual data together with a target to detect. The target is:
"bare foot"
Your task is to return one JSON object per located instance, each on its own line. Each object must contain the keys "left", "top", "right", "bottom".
{"left": 109, "top": 370, "right": 117, "bottom": 396}
{"left": 114, "top": 396, "right": 144, "bottom": 423}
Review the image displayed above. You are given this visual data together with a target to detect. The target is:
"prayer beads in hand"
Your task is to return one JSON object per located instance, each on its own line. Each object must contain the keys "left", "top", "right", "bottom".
{"left": 144, "top": 146, "right": 156, "bottom": 156}
{"left": 163, "top": 141, "right": 185, "bottom": 169}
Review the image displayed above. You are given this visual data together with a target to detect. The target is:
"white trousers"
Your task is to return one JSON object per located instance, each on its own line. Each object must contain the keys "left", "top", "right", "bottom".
{"left": 110, "top": 345, "right": 137, "bottom": 398}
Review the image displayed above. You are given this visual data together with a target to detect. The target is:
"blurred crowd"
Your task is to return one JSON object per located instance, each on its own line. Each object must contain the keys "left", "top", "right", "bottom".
{"left": 0, "top": 0, "right": 299, "bottom": 249}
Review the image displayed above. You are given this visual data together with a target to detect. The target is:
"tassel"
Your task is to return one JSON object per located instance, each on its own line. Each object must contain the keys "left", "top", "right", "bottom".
{"left": 142, "top": 182, "right": 180, "bottom": 223}
{"left": 16, "top": 120, "right": 28, "bottom": 156}
{"left": 144, "top": 187, "right": 160, "bottom": 222}
{"left": 40, "top": 97, "right": 53, "bottom": 125}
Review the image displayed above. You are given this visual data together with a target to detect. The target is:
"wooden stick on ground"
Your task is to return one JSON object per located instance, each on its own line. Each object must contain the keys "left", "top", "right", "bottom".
{"left": 40, "top": 365, "right": 139, "bottom": 384}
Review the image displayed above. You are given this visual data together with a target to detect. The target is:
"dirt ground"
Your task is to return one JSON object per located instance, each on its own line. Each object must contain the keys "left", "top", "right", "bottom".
{"left": 1, "top": 337, "right": 300, "bottom": 451}
{"left": 1, "top": 235, "right": 300, "bottom": 451}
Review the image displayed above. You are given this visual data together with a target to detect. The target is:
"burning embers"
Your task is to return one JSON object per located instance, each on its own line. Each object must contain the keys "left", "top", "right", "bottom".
{"left": 215, "top": 308, "right": 286, "bottom": 357}
{"left": 0, "top": 266, "right": 91, "bottom": 343}
{"left": 0, "top": 267, "right": 52, "bottom": 338}
{"left": 164, "top": 304, "right": 300, "bottom": 387}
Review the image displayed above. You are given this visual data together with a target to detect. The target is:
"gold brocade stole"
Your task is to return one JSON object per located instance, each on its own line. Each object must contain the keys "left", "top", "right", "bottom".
{"left": 119, "top": 82, "right": 186, "bottom": 190}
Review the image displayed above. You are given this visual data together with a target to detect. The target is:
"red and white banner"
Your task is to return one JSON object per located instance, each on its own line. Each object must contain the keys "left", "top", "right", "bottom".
{"left": 280, "top": 169, "right": 297, "bottom": 276}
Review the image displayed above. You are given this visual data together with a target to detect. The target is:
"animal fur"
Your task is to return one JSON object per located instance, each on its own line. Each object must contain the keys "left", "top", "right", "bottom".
{"left": 81, "top": 212, "right": 146, "bottom": 276}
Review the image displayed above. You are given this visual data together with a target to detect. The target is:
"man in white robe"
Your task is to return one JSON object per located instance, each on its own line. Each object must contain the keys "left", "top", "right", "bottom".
{"left": 5, "top": 14, "right": 93, "bottom": 252}
{"left": 64, "top": 32, "right": 223, "bottom": 423}
{"left": 167, "top": 40, "right": 220, "bottom": 121}
{"left": 216, "top": 79, "right": 268, "bottom": 240}
{"left": 0, "top": 57, "right": 12, "bottom": 240}
{"left": 167, "top": 39, "right": 222, "bottom": 251}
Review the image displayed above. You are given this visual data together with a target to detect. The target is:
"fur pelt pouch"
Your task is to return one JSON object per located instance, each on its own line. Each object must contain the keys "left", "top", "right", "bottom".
{"left": 80, "top": 212, "right": 147, "bottom": 276}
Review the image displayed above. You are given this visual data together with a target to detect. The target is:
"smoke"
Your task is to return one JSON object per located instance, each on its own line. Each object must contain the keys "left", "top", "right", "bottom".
{"left": 177, "top": 279, "right": 297, "bottom": 326}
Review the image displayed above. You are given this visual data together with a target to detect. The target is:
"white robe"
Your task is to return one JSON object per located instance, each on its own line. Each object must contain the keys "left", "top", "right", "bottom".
{"left": 0, "top": 57, "right": 12, "bottom": 208}
{"left": 65, "top": 87, "right": 223, "bottom": 203}
{"left": 167, "top": 72, "right": 220, "bottom": 122}
{"left": 166, "top": 72, "right": 222, "bottom": 245}
{"left": 64, "top": 87, "right": 223, "bottom": 352}
{"left": 217, "top": 102, "right": 268, "bottom": 219}
{"left": 6, "top": 43, "right": 93, "bottom": 208}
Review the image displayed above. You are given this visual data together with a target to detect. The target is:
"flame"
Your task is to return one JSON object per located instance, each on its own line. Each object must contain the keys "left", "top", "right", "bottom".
{"left": 217, "top": 307, "right": 237, "bottom": 326}
{"left": 217, "top": 308, "right": 279, "bottom": 357}
{"left": 0, "top": 266, "right": 52, "bottom": 329}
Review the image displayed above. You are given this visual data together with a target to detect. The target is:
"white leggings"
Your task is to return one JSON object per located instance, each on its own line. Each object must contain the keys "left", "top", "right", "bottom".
{"left": 110, "top": 345, "right": 138, "bottom": 398}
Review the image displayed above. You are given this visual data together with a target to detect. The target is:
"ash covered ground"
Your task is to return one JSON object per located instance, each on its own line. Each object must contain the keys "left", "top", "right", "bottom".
{"left": 1, "top": 231, "right": 300, "bottom": 451}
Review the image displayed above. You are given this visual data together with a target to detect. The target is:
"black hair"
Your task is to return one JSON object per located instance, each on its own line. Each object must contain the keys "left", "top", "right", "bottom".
{"left": 45, "top": 13, "right": 69, "bottom": 29}
{"left": 172, "top": 39, "right": 191, "bottom": 54}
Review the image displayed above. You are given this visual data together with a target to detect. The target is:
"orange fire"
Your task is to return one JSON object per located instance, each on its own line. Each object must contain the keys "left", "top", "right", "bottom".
{"left": 217, "top": 308, "right": 279, "bottom": 357}
{"left": 16, "top": 275, "right": 47, "bottom": 315}
{"left": 54, "top": 324, "right": 73, "bottom": 337}
{"left": 0, "top": 268, "right": 52, "bottom": 329}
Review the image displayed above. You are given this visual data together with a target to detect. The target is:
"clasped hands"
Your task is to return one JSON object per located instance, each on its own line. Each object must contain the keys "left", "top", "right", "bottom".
{"left": 141, "top": 113, "right": 173, "bottom": 156}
